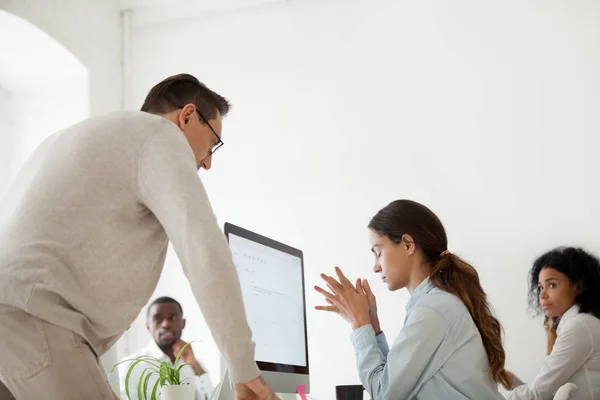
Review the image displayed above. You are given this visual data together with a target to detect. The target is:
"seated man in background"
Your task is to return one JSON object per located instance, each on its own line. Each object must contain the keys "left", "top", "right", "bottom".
{"left": 119, "top": 297, "right": 214, "bottom": 400}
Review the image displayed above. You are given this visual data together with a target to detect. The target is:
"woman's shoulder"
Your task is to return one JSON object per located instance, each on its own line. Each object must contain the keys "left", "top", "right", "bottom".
{"left": 562, "top": 312, "right": 600, "bottom": 330}
{"left": 413, "top": 289, "right": 480, "bottom": 341}
{"left": 560, "top": 312, "right": 600, "bottom": 348}
{"left": 417, "top": 287, "right": 469, "bottom": 319}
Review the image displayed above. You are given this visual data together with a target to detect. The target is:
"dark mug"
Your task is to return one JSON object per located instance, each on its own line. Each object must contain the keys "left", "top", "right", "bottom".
{"left": 336, "top": 385, "right": 364, "bottom": 400}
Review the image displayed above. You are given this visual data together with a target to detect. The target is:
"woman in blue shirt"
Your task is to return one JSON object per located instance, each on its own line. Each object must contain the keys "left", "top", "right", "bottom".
{"left": 315, "top": 200, "right": 510, "bottom": 399}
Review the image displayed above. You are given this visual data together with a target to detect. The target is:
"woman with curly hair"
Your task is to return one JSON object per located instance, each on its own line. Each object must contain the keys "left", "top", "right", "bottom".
{"left": 507, "top": 247, "right": 600, "bottom": 399}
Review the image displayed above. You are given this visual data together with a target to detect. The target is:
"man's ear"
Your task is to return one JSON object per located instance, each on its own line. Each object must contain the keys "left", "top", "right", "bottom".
{"left": 179, "top": 104, "right": 196, "bottom": 129}
{"left": 182, "top": 318, "right": 187, "bottom": 330}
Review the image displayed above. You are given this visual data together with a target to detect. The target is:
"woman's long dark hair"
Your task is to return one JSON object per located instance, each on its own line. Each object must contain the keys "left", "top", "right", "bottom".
{"left": 369, "top": 199, "right": 512, "bottom": 389}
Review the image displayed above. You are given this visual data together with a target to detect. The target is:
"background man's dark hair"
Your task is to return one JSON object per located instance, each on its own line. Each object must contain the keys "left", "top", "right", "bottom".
{"left": 141, "top": 73, "right": 231, "bottom": 120}
{"left": 146, "top": 296, "right": 184, "bottom": 318}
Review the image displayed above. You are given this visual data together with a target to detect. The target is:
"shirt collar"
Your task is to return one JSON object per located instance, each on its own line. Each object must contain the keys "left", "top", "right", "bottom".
{"left": 557, "top": 304, "right": 580, "bottom": 334}
{"left": 406, "top": 277, "right": 435, "bottom": 312}
{"left": 146, "top": 339, "right": 170, "bottom": 362}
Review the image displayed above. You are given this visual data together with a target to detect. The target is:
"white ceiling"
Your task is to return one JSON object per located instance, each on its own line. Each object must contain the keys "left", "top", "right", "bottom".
{"left": 117, "top": 0, "right": 291, "bottom": 27}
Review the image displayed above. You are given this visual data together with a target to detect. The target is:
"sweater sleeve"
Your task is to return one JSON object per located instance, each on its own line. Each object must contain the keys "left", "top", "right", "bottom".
{"left": 135, "top": 126, "right": 259, "bottom": 384}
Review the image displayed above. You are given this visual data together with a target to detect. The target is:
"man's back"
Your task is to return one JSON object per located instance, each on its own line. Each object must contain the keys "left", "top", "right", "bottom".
{"left": 0, "top": 74, "right": 269, "bottom": 399}
{"left": 0, "top": 110, "right": 193, "bottom": 354}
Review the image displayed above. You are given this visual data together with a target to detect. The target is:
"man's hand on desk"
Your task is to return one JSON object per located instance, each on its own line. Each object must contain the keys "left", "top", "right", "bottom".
{"left": 235, "top": 376, "right": 279, "bottom": 400}
{"left": 172, "top": 339, "right": 206, "bottom": 376}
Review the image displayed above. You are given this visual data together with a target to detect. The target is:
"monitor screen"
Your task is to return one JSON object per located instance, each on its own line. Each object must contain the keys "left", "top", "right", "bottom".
{"left": 226, "top": 225, "right": 308, "bottom": 373}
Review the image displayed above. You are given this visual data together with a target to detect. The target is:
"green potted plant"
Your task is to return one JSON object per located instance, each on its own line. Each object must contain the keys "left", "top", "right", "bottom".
{"left": 111, "top": 342, "right": 208, "bottom": 400}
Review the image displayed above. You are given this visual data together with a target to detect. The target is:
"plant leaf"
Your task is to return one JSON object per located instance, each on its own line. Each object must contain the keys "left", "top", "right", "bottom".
{"left": 137, "top": 367, "right": 158, "bottom": 400}
{"left": 115, "top": 356, "right": 162, "bottom": 370}
{"left": 137, "top": 369, "right": 146, "bottom": 400}
{"left": 173, "top": 365, "right": 180, "bottom": 385}
{"left": 159, "top": 361, "right": 178, "bottom": 385}
{"left": 168, "top": 366, "right": 178, "bottom": 385}
{"left": 112, "top": 356, "right": 162, "bottom": 394}
{"left": 109, "top": 356, "right": 161, "bottom": 383}
{"left": 150, "top": 379, "right": 160, "bottom": 400}
{"left": 133, "top": 357, "right": 162, "bottom": 369}
{"left": 125, "top": 359, "right": 152, "bottom": 400}
{"left": 173, "top": 341, "right": 196, "bottom": 367}
{"left": 142, "top": 369, "right": 156, "bottom": 400}
{"left": 171, "top": 340, "right": 201, "bottom": 384}
{"left": 178, "top": 362, "right": 201, "bottom": 376}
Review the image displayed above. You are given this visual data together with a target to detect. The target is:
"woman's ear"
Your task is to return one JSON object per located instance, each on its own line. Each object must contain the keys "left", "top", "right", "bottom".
{"left": 401, "top": 234, "right": 415, "bottom": 255}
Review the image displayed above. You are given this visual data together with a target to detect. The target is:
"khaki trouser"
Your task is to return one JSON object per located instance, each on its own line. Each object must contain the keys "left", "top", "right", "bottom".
{"left": 0, "top": 304, "right": 115, "bottom": 400}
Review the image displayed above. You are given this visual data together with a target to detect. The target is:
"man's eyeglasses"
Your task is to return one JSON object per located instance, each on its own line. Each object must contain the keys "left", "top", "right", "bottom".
{"left": 179, "top": 106, "right": 224, "bottom": 155}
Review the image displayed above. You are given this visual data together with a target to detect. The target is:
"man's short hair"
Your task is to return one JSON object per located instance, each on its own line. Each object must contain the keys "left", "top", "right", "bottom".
{"left": 146, "top": 296, "right": 183, "bottom": 318}
{"left": 141, "top": 73, "right": 231, "bottom": 121}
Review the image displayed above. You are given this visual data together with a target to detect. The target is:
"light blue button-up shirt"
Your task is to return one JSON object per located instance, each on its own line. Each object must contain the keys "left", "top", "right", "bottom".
{"left": 351, "top": 277, "right": 505, "bottom": 400}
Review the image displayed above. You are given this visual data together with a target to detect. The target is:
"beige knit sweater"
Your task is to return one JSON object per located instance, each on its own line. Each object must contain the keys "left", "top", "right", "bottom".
{"left": 0, "top": 110, "right": 259, "bottom": 383}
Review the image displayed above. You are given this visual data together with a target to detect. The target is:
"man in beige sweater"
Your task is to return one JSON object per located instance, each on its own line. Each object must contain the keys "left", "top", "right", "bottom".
{"left": 0, "top": 74, "right": 277, "bottom": 400}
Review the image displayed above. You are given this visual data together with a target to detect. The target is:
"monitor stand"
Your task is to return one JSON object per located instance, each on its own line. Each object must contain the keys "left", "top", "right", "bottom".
{"left": 276, "top": 394, "right": 299, "bottom": 399}
{"left": 215, "top": 370, "right": 302, "bottom": 400}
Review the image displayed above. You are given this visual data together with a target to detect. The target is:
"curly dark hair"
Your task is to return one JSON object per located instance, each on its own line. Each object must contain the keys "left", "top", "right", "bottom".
{"left": 528, "top": 246, "right": 600, "bottom": 319}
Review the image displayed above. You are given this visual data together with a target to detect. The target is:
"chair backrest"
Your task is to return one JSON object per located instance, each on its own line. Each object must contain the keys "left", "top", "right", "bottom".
{"left": 553, "top": 383, "right": 578, "bottom": 400}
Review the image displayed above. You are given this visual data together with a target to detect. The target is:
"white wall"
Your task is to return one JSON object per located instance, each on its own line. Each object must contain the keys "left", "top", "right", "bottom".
{"left": 0, "top": 8, "right": 90, "bottom": 184}
{"left": 0, "top": 0, "right": 122, "bottom": 116}
{"left": 127, "top": 0, "right": 600, "bottom": 398}
{"left": 0, "top": 0, "right": 121, "bottom": 188}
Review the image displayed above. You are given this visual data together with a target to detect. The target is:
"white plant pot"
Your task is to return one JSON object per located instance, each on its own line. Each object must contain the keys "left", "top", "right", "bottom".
{"left": 161, "top": 384, "right": 195, "bottom": 400}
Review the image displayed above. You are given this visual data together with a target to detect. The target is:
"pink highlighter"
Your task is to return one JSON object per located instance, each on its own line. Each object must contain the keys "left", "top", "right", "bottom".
{"left": 296, "top": 384, "right": 308, "bottom": 400}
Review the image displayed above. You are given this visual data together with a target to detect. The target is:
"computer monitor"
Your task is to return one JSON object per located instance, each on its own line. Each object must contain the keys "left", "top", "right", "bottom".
{"left": 216, "top": 223, "right": 309, "bottom": 398}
